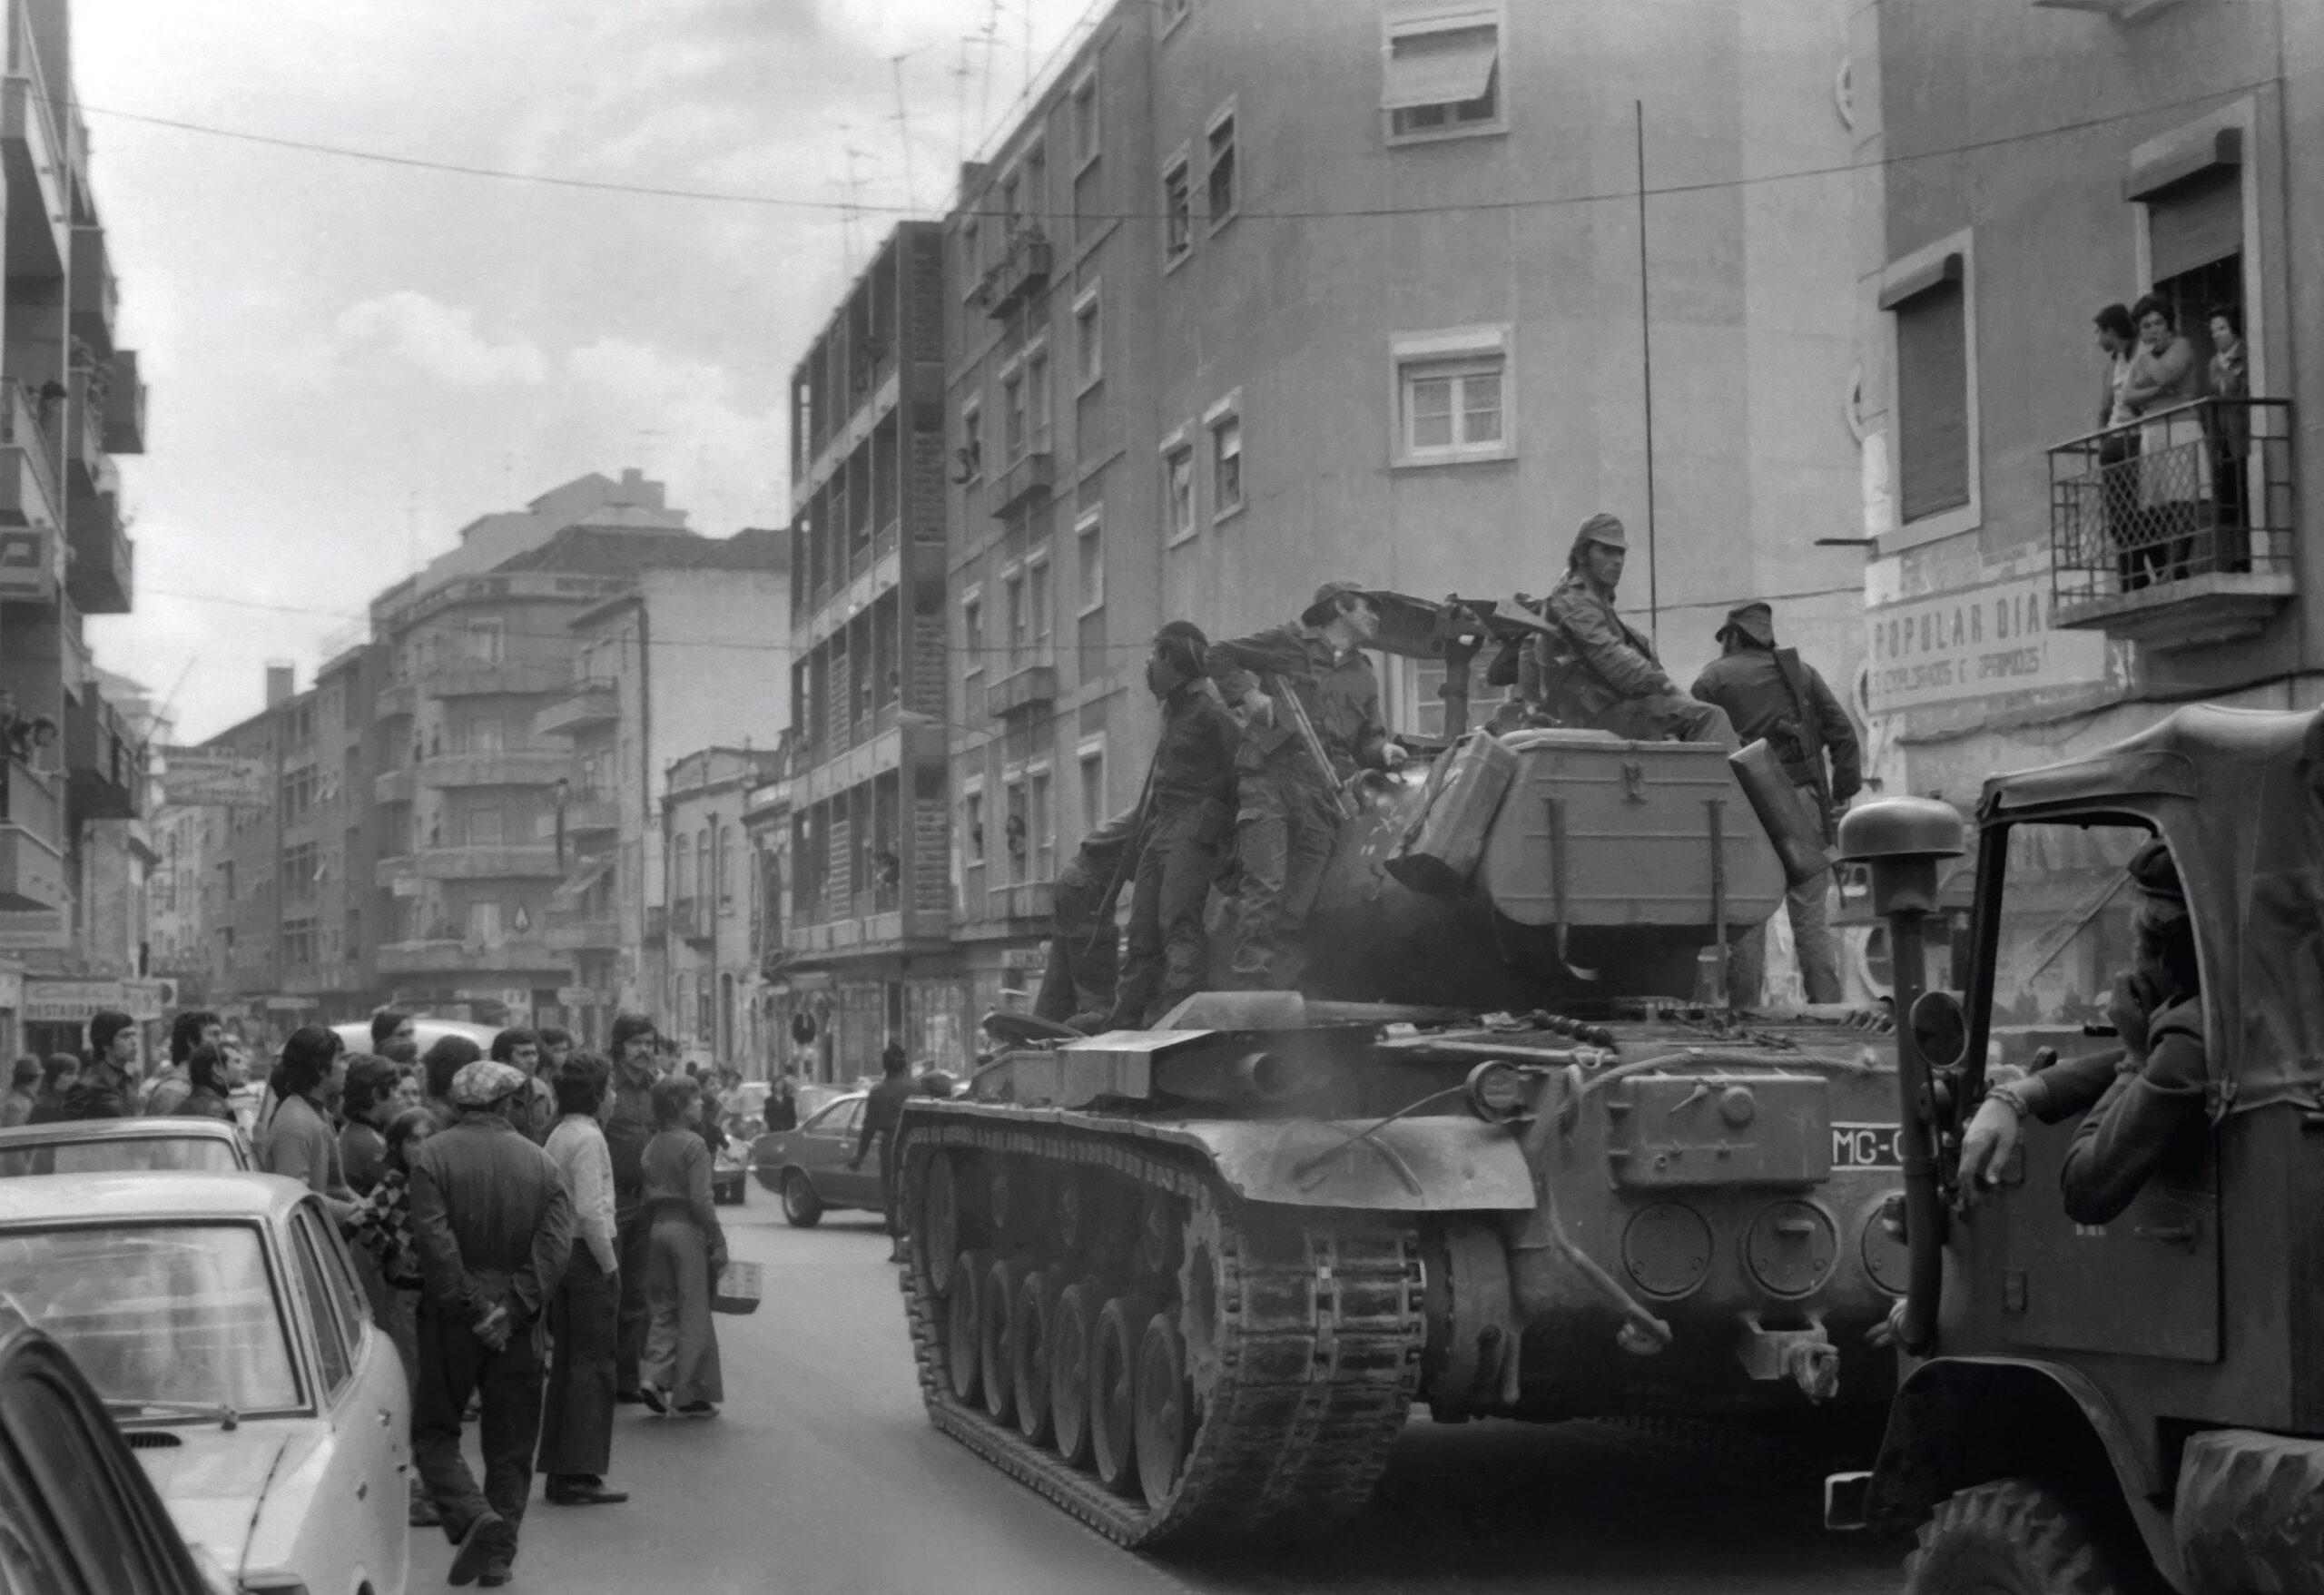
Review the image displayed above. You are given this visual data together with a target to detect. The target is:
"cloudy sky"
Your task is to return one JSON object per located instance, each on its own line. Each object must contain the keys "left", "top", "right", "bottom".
{"left": 75, "top": 0, "right": 1088, "bottom": 741}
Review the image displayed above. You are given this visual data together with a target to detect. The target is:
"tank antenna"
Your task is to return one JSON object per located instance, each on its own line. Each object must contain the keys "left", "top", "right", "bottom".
{"left": 1635, "top": 98, "right": 1659, "bottom": 648}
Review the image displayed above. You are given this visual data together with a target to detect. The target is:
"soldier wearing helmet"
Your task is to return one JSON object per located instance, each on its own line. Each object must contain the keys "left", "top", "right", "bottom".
{"left": 1525, "top": 513, "right": 1736, "bottom": 747}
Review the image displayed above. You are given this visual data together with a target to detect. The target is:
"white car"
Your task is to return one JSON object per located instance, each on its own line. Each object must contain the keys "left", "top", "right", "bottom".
{"left": 0, "top": 1173, "right": 409, "bottom": 1595}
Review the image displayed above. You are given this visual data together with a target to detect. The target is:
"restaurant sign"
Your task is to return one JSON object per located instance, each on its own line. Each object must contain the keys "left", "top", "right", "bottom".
{"left": 1866, "top": 570, "right": 2110, "bottom": 716}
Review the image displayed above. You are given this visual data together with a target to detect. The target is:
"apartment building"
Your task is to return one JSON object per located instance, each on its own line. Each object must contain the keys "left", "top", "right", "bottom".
{"left": 657, "top": 745, "right": 786, "bottom": 1069}
{"left": 740, "top": 759, "right": 794, "bottom": 1075}
{"left": 540, "top": 533, "right": 791, "bottom": 1047}
{"left": 1853, "top": 1, "right": 2320, "bottom": 800}
{"left": 940, "top": 0, "right": 1866, "bottom": 1012}
{"left": 784, "top": 222, "right": 966, "bottom": 1075}
{"left": 0, "top": 0, "right": 156, "bottom": 1056}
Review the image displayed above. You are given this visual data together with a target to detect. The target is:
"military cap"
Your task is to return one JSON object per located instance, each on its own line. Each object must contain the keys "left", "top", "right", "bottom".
{"left": 1717, "top": 600, "right": 1777, "bottom": 647}
{"left": 449, "top": 1058, "right": 528, "bottom": 1109}
{"left": 2126, "top": 838, "right": 2184, "bottom": 905}
{"left": 1573, "top": 512, "right": 1629, "bottom": 553}
{"left": 1301, "top": 580, "right": 1372, "bottom": 625}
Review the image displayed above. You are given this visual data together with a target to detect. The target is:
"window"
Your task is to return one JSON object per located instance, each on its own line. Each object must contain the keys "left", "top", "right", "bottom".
{"left": 1163, "top": 151, "right": 1193, "bottom": 264}
{"left": 963, "top": 785, "right": 986, "bottom": 868}
{"left": 695, "top": 825, "right": 712, "bottom": 903}
{"left": 1000, "top": 171, "right": 1021, "bottom": 236}
{"left": 1384, "top": 7, "right": 1504, "bottom": 142}
{"left": 1206, "top": 110, "right": 1237, "bottom": 228}
{"left": 1029, "top": 766, "right": 1054, "bottom": 881}
{"left": 1024, "top": 143, "right": 1048, "bottom": 233}
{"left": 1072, "top": 70, "right": 1100, "bottom": 165}
{"left": 1074, "top": 285, "right": 1102, "bottom": 388}
{"left": 1004, "top": 778, "right": 1029, "bottom": 882}
{"left": 1005, "top": 567, "right": 1029, "bottom": 667}
{"left": 1393, "top": 333, "right": 1511, "bottom": 463}
{"left": 962, "top": 589, "right": 985, "bottom": 679}
{"left": 463, "top": 621, "right": 505, "bottom": 664}
{"left": 1027, "top": 346, "right": 1052, "bottom": 451}
{"left": 281, "top": 765, "right": 316, "bottom": 823}
{"left": 1075, "top": 508, "right": 1105, "bottom": 614}
{"left": 960, "top": 217, "right": 981, "bottom": 300}
{"left": 1878, "top": 233, "right": 1977, "bottom": 541}
{"left": 959, "top": 399, "right": 983, "bottom": 483}
{"left": 1212, "top": 413, "right": 1244, "bottom": 516}
{"left": 718, "top": 822, "right": 734, "bottom": 904}
{"left": 282, "top": 841, "right": 319, "bottom": 900}
{"left": 283, "top": 917, "right": 317, "bottom": 967}
{"left": 290, "top": 1214, "right": 355, "bottom": 1396}
{"left": 1078, "top": 740, "right": 1106, "bottom": 834}
{"left": 1028, "top": 552, "right": 1054, "bottom": 662}
{"left": 1165, "top": 442, "right": 1196, "bottom": 542}
{"left": 466, "top": 900, "right": 502, "bottom": 943}
{"left": 1003, "top": 368, "right": 1027, "bottom": 460}
{"left": 462, "top": 716, "right": 504, "bottom": 754}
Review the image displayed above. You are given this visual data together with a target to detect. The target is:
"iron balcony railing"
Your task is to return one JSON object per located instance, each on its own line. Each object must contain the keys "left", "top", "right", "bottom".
{"left": 2048, "top": 398, "right": 2295, "bottom": 624}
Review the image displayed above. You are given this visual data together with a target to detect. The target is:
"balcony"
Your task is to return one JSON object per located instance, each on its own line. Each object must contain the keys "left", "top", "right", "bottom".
{"left": 560, "top": 793, "right": 619, "bottom": 839}
{"left": 987, "top": 449, "right": 1055, "bottom": 519}
{"left": 103, "top": 351, "right": 143, "bottom": 455}
{"left": 69, "top": 225, "right": 113, "bottom": 359}
{"left": 983, "top": 228, "right": 1052, "bottom": 320}
{"left": 0, "top": 763, "right": 66, "bottom": 917}
{"left": 667, "top": 896, "right": 717, "bottom": 944}
{"left": 1, "top": 21, "right": 68, "bottom": 281}
{"left": 419, "top": 748, "right": 569, "bottom": 789}
{"left": 61, "top": 369, "right": 102, "bottom": 500}
{"left": 64, "top": 488, "right": 130, "bottom": 615}
{"left": 544, "top": 907, "right": 620, "bottom": 952}
{"left": 535, "top": 678, "right": 618, "bottom": 738}
{"left": 421, "top": 657, "right": 570, "bottom": 698}
{"left": 412, "top": 843, "right": 562, "bottom": 881}
{"left": 0, "top": 381, "right": 61, "bottom": 534}
{"left": 373, "top": 681, "right": 417, "bottom": 724}
{"left": 2049, "top": 399, "right": 2296, "bottom": 651}
{"left": 64, "top": 687, "right": 136, "bottom": 820}
{"left": 374, "top": 853, "right": 414, "bottom": 890}
{"left": 986, "top": 663, "right": 1059, "bottom": 720}
{"left": 376, "top": 937, "right": 562, "bottom": 976}
{"left": 374, "top": 765, "right": 418, "bottom": 805}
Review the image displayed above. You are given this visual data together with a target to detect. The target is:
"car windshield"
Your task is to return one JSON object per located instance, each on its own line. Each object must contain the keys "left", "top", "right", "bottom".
{"left": 0, "top": 1222, "right": 300, "bottom": 1413}
{"left": 0, "top": 1137, "right": 241, "bottom": 1178}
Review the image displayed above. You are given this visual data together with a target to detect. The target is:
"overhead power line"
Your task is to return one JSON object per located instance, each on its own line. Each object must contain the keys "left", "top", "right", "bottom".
{"left": 52, "top": 77, "right": 2272, "bottom": 225}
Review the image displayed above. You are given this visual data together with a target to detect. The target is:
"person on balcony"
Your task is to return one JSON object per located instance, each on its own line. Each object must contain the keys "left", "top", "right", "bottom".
{"left": 2091, "top": 303, "right": 2144, "bottom": 592}
{"left": 2207, "top": 302, "right": 2250, "bottom": 570}
{"left": 2122, "top": 294, "right": 2204, "bottom": 587}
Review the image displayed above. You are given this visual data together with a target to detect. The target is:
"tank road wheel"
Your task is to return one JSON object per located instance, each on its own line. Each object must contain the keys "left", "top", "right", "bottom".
{"left": 980, "top": 1256, "right": 1031, "bottom": 1426}
{"left": 1090, "top": 1293, "right": 1159, "bottom": 1495}
{"left": 1133, "top": 1314, "right": 1191, "bottom": 1511}
{"left": 1050, "top": 1281, "right": 1100, "bottom": 1469}
{"left": 1904, "top": 1479, "right": 2151, "bottom": 1595}
{"left": 1012, "top": 1270, "right": 1061, "bottom": 1447}
{"left": 1137, "top": 1188, "right": 1181, "bottom": 1280}
{"left": 922, "top": 1151, "right": 961, "bottom": 1294}
{"left": 947, "top": 1250, "right": 993, "bottom": 1405}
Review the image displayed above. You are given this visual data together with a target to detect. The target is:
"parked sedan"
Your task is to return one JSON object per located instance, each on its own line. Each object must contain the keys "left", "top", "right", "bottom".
{"left": 0, "top": 1117, "right": 252, "bottom": 1179}
{"left": 0, "top": 1312, "right": 222, "bottom": 1594}
{"left": 0, "top": 1173, "right": 410, "bottom": 1595}
{"left": 751, "top": 1093, "right": 878, "bottom": 1227}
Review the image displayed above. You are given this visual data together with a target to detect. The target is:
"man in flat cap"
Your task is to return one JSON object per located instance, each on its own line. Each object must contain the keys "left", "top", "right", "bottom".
{"left": 1690, "top": 598, "right": 1862, "bottom": 1003}
{"left": 1957, "top": 837, "right": 2209, "bottom": 1222}
{"left": 1528, "top": 515, "right": 1736, "bottom": 747}
{"left": 1206, "top": 582, "right": 1407, "bottom": 989}
{"left": 409, "top": 1058, "right": 577, "bottom": 1587}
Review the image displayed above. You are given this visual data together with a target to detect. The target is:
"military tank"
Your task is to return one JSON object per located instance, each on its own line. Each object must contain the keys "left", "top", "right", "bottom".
{"left": 892, "top": 596, "right": 1908, "bottom": 1549}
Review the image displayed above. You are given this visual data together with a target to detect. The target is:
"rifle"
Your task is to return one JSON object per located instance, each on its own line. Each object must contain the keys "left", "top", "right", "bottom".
{"left": 1269, "top": 674, "right": 1357, "bottom": 820}
{"left": 1768, "top": 647, "right": 1837, "bottom": 845}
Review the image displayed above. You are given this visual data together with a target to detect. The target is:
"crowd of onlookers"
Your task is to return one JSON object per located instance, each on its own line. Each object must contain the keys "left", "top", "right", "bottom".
{"left": 2089, "top": 294, "right": 2250, "bottom": 589}
{"left": 0, "top": 1004, "right": 752, "bottom": 1589}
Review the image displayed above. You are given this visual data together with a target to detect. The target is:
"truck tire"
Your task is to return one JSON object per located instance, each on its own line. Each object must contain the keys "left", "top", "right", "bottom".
{"left": 1905, "top": 1479, "right": 2152, "bottom": 1595}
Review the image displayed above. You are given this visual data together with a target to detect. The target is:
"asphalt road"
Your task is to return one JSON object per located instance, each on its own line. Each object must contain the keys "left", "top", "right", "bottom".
{"left": 408, "top": 1199, "right": 1904, "bottom": 1594}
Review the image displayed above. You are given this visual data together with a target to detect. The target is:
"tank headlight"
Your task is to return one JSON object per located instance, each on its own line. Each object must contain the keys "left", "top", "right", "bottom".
{"left": 1464, "top": 1060, "right": 1530, "bottom": 1124}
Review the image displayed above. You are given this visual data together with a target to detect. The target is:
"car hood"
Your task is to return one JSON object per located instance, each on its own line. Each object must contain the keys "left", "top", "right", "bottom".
{"left": 133, "top": 1423, "right": 324, "bottom": 1578}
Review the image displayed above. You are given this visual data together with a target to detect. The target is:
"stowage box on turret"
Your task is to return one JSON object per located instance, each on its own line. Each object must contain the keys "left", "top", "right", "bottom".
{"left": 891, "top": 595, "right": 1909, "bottom": 1549}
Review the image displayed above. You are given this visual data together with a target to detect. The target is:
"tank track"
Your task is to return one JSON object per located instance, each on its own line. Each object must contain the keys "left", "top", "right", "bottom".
{"left": 897, "top": 1111, "right": 1424, "bottom": 1549}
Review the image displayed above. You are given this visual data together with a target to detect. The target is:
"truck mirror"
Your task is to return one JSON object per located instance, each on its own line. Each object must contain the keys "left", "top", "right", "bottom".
{"left": 1909, "top": 989, "right": 1967, "bottom": 1070}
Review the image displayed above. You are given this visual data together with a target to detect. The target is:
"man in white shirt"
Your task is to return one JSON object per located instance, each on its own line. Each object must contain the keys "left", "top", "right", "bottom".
{"left": 536, "top": 1052, "right": 627, "bottom": 1507}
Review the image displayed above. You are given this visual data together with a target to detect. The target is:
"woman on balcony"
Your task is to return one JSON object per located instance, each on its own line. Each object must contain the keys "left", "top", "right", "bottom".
{"left": 2122, "top": 295, "right": 2205, "bottom": 586}
{"left": 2208, "top": 303, "right": 2250, "bottom": 571}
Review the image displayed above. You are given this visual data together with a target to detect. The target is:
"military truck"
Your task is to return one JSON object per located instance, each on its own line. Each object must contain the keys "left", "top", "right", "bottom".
{"left": 889, "top": 595, "right": 1911, "bottom": 1549}
{"left": 1828, "top": 704, "right": 2324, "bottom": 1593}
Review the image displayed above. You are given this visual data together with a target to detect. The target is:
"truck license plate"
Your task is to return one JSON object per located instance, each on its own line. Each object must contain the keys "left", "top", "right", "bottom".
{"left": 1832, "top": 1123, "right": 1903, "bottom": 1171}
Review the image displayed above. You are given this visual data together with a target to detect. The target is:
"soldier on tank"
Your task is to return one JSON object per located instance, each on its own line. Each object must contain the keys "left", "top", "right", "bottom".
{"left": 1525, "top": 513, "right": 1737, "bottom": 747}
{"left": 1206, "top": 581, "right": 1408, "bottom": 989}
{"left": 1106, "top": 622, "right": 1242, "bottom": 1028}
{"left": 1032, "top": 806, "right": 1142, "bottom": 1030}
{"left": 1690, "top": 599, "right": 1862, "bottom": 1004}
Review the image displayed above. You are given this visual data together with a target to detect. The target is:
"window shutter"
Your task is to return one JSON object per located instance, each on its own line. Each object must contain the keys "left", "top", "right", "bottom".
{"left": 2146, "top": 168, "right": 2241, "bottom": 282}
{"left": 1894, "top": 282, "right": 1970, "bottom": 524}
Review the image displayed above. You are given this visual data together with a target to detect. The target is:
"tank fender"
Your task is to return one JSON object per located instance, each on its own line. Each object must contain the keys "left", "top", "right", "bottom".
{"left": 1155, "top": 1115, "right": 1538, "bottom": 1212}
{"left": 1864, "top": 1355, "right": 2182, "bottom": 1588}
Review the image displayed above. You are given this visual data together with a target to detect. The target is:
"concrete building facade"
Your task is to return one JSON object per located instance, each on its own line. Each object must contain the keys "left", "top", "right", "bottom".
{"left": 785, "top": 222, "right": 970, "bottom": 1077}
{"left": 657, "top": 745, "right": 785, "bottom": 1071}
{"left": 939, "top": 0, "right": 1869, "bottom": 1013}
